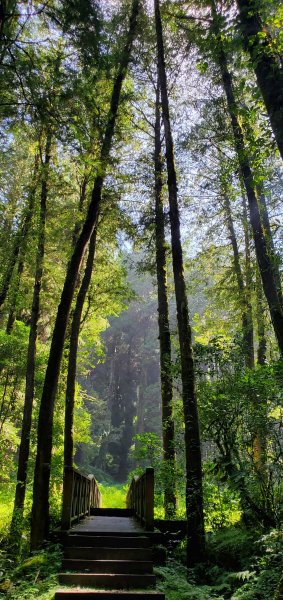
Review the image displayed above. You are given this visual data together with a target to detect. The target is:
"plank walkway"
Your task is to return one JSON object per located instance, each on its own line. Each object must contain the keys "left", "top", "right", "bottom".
{"left": 71, "top": 516, "right": 144, "bottom": 535}
{"left": 55, "top": 508, "right": 165, "bottom": 600}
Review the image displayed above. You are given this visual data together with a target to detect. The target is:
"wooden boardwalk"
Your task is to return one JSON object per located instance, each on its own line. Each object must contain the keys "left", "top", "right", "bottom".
{"left": 71, "top": 516, "right": 145, "bottom": 535}
{"left": 55, "top": 508, "right": 165, "bottom": 600}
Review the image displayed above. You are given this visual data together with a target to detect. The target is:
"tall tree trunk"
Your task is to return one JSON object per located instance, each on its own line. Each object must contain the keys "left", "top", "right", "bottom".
{"left": 62, "top": 227, "right": 97, "bottom": 515}
{"left": 254, "top": 269, "right": 268, "bottom": 471}
{"left": 154, "top": 82, "right": 176, "bottom": 518}
{"left": 72, "top": 173, "right": 89, "bottom": 247}
{"left": 9, "top": 132, "right": 52, "bottom": 549}
{"left": 236, "top": 0, "right": 283, "bottom": 160}
{"left": 30, "top": 0, "right": 140, "bottom": 550}
{"left": 6, "top": 257, "right": 25, "bottom": 333}
{"left": 223, "top": 192, "right": 254, "bottom": 368}
{"left": 136, "top": 380, "right": 145, "bottom": 434}
{"left": 256, "top": 183, "right": 283, "bottom": 307}
{"left": 211, "top": 0, "right": 283, "bottom": 355}
{"left": 0, "top": 152, "right": 39, "bottom": 313}
{"left": 155, "top": 0, "right": 205, "bottom": 566}
{"left": 241, "top": 193, "right": 254, "bottom": 368}
{"left": 256, "top": 269, "right": 267, "bottom": 366}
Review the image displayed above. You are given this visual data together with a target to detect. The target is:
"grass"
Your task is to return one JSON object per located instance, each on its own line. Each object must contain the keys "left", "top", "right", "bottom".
{"left": 0, "top": 483, "right": 15, "bottom": 542}
{"left": 98, "top": 483, "right": 128, "bottom": 508}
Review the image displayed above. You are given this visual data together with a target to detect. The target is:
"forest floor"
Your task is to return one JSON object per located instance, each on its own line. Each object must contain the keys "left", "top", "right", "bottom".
{"left": 0, "top": 484, "right": 282, "bottom": 600}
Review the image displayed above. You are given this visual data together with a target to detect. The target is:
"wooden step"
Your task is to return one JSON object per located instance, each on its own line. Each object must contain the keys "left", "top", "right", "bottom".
{"left": 70, "top": 531, "right": 147, "bottom": 538}
{"left": 55, "top": 591, "right": 165, "bottom": 600}
{"left": 90, "top": 509, "right": 136, "bottom": 518}
{"left": 66, "top": 536, "right": 151, "bottom": 548}
{"left": 61, "top": 560, "right": 153, "bottom": 574}
{"left": 58, "top": 573, "right": 156, "bottom": 589}
{"left": 64, "top": 548, "right": 153, "bottom": 561}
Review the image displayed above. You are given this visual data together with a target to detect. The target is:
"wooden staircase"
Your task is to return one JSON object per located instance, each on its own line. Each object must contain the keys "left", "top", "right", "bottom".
{"left": 55, "top": 508, "right": 165, "bottom": 600}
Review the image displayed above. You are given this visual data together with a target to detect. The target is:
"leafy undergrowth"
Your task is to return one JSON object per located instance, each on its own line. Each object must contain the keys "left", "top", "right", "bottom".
{"left": 0, "top": 544, "right": 62, "bottom": 599}
{"left": 156, "top": 528, "right": 283, "bottom": 600}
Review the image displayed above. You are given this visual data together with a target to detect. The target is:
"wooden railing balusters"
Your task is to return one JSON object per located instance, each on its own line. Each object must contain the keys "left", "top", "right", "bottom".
{"left": 126, "top": 467, "right": 154, "bottom": 530}
{"left": 61, "top": 467, "right": 102, "bottom": 530}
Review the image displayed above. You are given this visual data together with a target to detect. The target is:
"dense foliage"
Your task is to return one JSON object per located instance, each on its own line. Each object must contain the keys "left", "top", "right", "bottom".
{"left": 0, "top": 0, "right": 282, "bottom": 597}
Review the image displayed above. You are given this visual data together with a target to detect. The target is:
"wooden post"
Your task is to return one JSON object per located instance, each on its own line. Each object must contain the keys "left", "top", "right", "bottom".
{"left": 145, "top": 467, "right": 154, "bottom": 531}
{"left": 61, "top": 466, "right": 74, "bottom": 530}
{"left": 88, "top": 475, "right": 94, "bottom": 515}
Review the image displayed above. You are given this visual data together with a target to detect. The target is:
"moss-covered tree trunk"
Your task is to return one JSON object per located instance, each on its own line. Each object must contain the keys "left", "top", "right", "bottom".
{"left": 211, "top": 0, "right": 283, "bottom": 355}
{"left": 236, "top": 0, "right": 283, "bottom": 160}
{"left": 62, "top": 227, "right": 97, "bottom": 520}
{"left": 10, "top": 131, "right": 52, "bottom": 547}
{"left": 223, "top": 192, "right": 254, "bottom": 368}
{"left": 30, "top": 0, "right": 140, "bottom": 550}
{"left": 0, "top": 152, "right": 40, "bottom": 314}
{"left": 256, "top": 183, "right": 283, "bottom": 307}
{"left": 154, "top": 82, "right": 176, "bottom": 518}
{"left": 256, "top": 268, "right": 267, "bottom": 366}
{"left": 155, "top": 0, "right": 205, "bottom": 566}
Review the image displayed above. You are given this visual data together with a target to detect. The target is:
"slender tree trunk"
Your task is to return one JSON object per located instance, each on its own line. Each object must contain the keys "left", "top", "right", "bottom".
{"left": 136, "top": 380, "right": 145, "bottom": 434}
{"left": 256, "top": 269, "right": 267, "bottom": 366}
{"left": 30, "top": 0, "right": 140, "bottom": 550}
{"left": 72, "top": 173, "right": 89, "bottom": 247}
{"left": 256, "top": 183, "right": 283, "bottom": 308}
{"left": 211, "top": 0, "right": 283, "bottom": 355}
{"left": 236, "top": 0, "right": 283, "bottom": 160}
{"left": 253, "top": 269, "right": 268, "bottom": 471}
{"left": 0, "top": 153, "right": 39, "bottom": 313}
{"left": 9, "top": 132, "right": 52, "bottom": 548}
{"left": 241, "top": 193, "right": 254, "bottom": 368}
{"left": 6, "top": 258, "right": 25, "bottom": 333}
{"left": 155, "top": 0, "right": 205, "bottom": 565}
{"left": 0, "top": 375, "right": 18, "bottom": 434}
{"left": 62, "top": 228, "right": 97, "bottom": 511}
{"left": 0, "top": 370, "right": 9, "bottom": 428}
{"left": 154, "top": 82, "right": 176, "bottom": 518}
{"left": 223, "top": 192, "right": 254, "bottom": 368}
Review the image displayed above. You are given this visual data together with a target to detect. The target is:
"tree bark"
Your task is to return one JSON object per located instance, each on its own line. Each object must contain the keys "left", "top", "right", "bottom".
{"left": 236, "top": 0, "right": 283, "bottom": 160}
{"left": 256, "top": 268, "right": 267, "bottom": 365}
{"left": 6, "top": 254, "right": 25, "bottom": 333}
{"left": 30, "top": 0, "right": 140, "bottom": 550}
{"left": 241, "top": 193, "right": 254, "bottom": 368}
{"left": 62, "top": 227, "right": 97, "bottom": 516}
{"left": 223, "top": 192, "right": 254, "bottom": 368}
{"left": 155, "top": 0, "right": 205, "bottom": 565}
{"left": 9, "top": 132, "right": 52, "bottom": 549}
{"left": 154, "top": 81, "right": 176, "bottom": 518}
{"left": 256, "top": 183, "right": 283, "bottom": 308}
{"left": 211, "top": 0, "right": 283, "bottom": 355}
{"left": 0, "top": 152, "right": 40, "bottom": 313}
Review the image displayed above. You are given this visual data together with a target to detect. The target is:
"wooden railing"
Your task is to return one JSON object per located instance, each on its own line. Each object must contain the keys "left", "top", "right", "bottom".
{"left": 126, "top": 467, "right": 154, "bottom": 530}
{"left": 61, "top": 467, "right": 102, "bottom": 530}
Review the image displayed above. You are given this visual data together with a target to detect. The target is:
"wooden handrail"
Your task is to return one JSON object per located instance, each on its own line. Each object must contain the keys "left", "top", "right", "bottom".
{"left": 126, "top": 467, "right": 154, "bottom": 531}
{"left": 61, "top": 467, "right": 102, "bottom": 530}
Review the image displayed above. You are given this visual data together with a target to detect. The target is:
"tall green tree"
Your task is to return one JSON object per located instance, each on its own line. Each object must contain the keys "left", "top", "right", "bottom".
{"left": 236, "top": 0, "right": 283, "bottom": 160}
{"left": 155, "top": 0, "right": 205, "bottom": 566}
{"left": 30, "top": 0, "right": 141, "bottom": 549}
{"left": 154, "top": 81, "right": 176, "bottom": 518}
{"left": 9, "top": 130, "right": 52, "bottom": 548}
{"left": 210, "top": 0, "right": 283, "bottom": 355}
